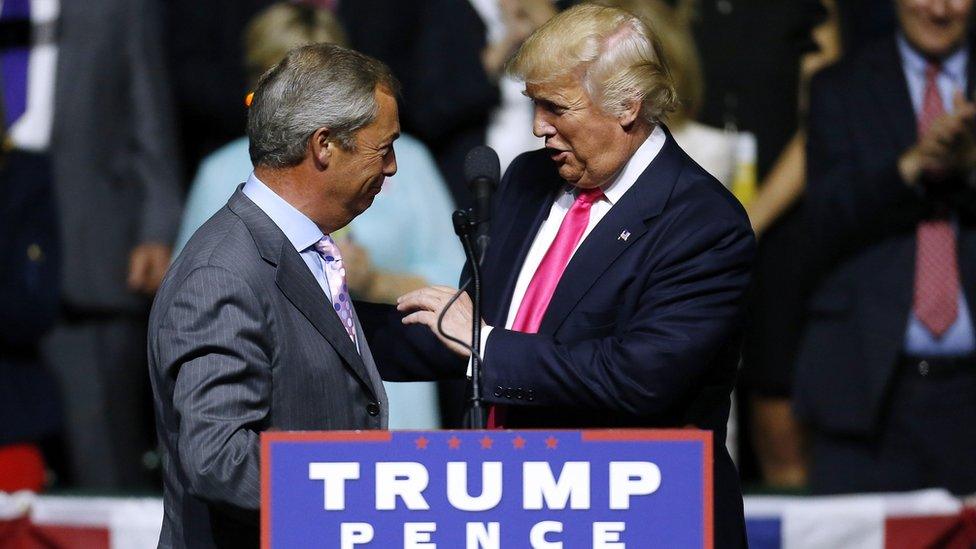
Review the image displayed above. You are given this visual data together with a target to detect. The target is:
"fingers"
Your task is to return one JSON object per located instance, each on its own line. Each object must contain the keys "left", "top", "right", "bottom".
{"left": 396, "top": 286, "right": 462, "bottom": 312}
{"left": 952, "top": 90, "right": 976, "bottom": 120}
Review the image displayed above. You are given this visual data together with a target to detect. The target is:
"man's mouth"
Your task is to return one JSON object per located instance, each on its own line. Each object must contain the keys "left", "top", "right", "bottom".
{"left": 548, "top": 148, "right": 569, "bottom": 162}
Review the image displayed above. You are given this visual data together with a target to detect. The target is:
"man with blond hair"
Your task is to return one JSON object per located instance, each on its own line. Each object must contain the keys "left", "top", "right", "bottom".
{"left": 389, "top": 4, "right": 754, "bottom": 545}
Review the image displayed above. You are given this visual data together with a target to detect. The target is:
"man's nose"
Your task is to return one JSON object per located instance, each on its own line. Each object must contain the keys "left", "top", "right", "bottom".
{"left": 533, "top": 109, "right": 556, "bottom": 138}
{"left": 384, "top": 149, "right": 398, "bottom": 176}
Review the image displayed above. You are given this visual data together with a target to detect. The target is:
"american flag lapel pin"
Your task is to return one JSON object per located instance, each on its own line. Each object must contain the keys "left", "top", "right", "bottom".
{"left": 618, "top": 230, "right": 631, "bottom": 241}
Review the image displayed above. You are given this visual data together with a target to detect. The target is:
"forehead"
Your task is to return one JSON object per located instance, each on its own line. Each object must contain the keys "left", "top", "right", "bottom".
{"left": 524, "top": 74, "right": 588, "bottom": 103}
{"left": 364, "top": 88, "right": 400, "bottom": 139}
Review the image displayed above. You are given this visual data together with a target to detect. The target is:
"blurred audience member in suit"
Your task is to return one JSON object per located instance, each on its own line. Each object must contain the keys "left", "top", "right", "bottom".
{"left": 173, "top": 3, "right": 463, "bottom": 429}
{"left": 798, "top": 0, "right": 976, "bottom": 495}
{"left": 2, "top": 0, "right": 182, "bottom": 490}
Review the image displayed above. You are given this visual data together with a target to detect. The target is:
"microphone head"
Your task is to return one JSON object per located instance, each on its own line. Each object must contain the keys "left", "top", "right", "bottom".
{"left": 463, "top": 145, "right": 500, "bottom": 187}
{"left": 452, "top": 210, "right": 471, "bottom": 236}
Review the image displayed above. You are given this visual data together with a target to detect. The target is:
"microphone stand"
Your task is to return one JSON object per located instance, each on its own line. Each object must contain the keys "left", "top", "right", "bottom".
{"left": 460, "top": 215, "right": 486, "bottom": 429}
{"left": 446, "top": 211, "right": 486, "bottom": 429}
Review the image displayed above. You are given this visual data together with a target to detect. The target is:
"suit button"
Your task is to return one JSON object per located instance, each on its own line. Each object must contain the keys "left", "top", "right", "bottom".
{"left": 514, "top": 388, "right": 524, "bottom": 400}
{"left": 503, "top": 387, "right": 513, "bottom": 399}
{"left": 366, "top": 402, "right": 380, "bottom": 416}
{"left": 526, "top": 389, "right": 535, "bottom": 402}
{"left": 918, "top": 360, "right": 930, "bottom": 376}
{"left": 493, "top": 386, "right": 503, "bottom": 398}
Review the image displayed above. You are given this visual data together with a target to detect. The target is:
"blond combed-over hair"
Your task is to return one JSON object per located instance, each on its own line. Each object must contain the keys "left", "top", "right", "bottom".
{"left": 507, "top": 3, "right": 678, "bottom": 125}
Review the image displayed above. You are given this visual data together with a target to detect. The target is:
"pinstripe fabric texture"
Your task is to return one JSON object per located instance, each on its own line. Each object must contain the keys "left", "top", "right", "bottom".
{"left": 148, "top": 188, "right": 387, "bottom": 548}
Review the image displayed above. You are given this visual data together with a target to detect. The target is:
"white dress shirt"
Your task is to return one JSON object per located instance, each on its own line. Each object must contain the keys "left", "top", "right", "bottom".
{"left": 6, "top": 0, "right": 59, "bottom": 151}
{"left": 471, "top": 125, "right": 667, "bottom": 371}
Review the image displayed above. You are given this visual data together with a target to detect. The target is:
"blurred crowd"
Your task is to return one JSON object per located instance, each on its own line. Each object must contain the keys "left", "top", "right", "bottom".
{"left": 2, "top": 0, "right": 975, "bottom": 500}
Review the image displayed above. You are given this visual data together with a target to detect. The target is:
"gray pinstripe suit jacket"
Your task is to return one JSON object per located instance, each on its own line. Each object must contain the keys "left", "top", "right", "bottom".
{"left": 148, "top": 189, "right": 390, "bottom": 548}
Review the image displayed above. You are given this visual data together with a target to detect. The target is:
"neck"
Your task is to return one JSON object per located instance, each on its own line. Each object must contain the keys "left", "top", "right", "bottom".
{"left": 622, "top": 119, "right": 654, "bottom": 159}
{"left": 253, "top": 162, "right": 343, "bottom": 234}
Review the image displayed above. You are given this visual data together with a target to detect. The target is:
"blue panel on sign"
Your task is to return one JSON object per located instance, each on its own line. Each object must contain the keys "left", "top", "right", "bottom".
{"left": 262, "top": 430, "right": 711, "bottom": 548}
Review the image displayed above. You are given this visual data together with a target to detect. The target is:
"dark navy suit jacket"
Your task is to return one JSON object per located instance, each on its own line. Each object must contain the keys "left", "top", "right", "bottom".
{"left": 796, "top": 37, "right": 976, "bottom": 436}
{"left": 366, "top": 127, "right": 755, "bottom": 546}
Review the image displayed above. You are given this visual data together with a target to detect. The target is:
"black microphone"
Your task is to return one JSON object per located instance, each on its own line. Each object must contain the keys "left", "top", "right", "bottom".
{"left": 452, "top": 209, "right": 472, "bottom": 237}
{"left": 463, "top": 146, "right": 500, "bottom": 255}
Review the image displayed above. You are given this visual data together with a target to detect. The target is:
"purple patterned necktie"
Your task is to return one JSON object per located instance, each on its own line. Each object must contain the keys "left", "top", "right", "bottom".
{"left": 313, "top": 236, "right": 358, "bottom": 346}
{"left": 1, "top": 0, "right": 31, "bottom": 130}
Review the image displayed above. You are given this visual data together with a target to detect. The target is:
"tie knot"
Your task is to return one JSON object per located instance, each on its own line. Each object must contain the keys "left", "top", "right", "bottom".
{"left": 575, "top": 187, "right": 604, "bottom": 206}
{"left": 313, "top": 235, "right": 342, "bottom": 262}
{"left": 925, "top": 62, "right": 942, "bottom": 83}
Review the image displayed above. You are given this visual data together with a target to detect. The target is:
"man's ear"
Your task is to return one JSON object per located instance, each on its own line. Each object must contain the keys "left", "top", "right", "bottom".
{"left": 618, "top": 96, "right": 642, "bottom": 128}
{"left": 310, "top": 127, "right": 333, "bottom": 169}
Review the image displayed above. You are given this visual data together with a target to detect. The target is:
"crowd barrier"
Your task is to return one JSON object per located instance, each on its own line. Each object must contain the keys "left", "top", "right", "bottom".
{"left": 1, "top": 489, "right": 973, "bottom": 547}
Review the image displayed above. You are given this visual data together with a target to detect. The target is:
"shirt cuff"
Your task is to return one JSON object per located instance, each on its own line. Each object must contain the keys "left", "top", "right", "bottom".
{"left": 466, "top": 325, "right": 494, "bottom": 379}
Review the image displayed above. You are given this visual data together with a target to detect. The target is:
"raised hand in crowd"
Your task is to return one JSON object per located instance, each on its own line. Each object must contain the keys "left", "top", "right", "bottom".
{"left": 899, "top": 90, "right": 976, "bottom": 186}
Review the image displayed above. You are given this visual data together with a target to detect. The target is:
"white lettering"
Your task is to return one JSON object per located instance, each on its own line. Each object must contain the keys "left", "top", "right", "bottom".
{"left": 529, "top": 521, "right": 563, "bottom": 549}
{"left": 593, "top": 522, "right": 626, "bottom": 548}
{"left": 308, "top": 462, "right": 360, "bottom": 510}
{"left": 376, "top": 462, "right": 430, "bottom": 510}
{"left": 404, "top": 522, "right": 437, "bottom": 548}
{"left": 339, "top": 522, "right": 374, "bottom": 548}
{"left": 465, "top": 522, "right": 500, "bottom": 549}
{"left": 523, "top": 462, "right": 590, "bottom": 510}
{"left": 447, "top": 462, "right": 503, "bottom": 511}
{"left": 609, "top": 462, "right": 661, "bottom": 510}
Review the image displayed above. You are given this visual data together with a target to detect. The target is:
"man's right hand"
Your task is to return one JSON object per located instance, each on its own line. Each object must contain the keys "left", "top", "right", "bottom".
{"left": 899, "top": 90, "right": 976, "bottom": 185}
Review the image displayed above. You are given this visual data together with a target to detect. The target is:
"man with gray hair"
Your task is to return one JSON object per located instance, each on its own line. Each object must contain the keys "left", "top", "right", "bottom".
{"left": 147, "top": 43, "right": 458, "bottom": 548}
{"left": 393, "top": 5, "right": 754, "bottom": 546}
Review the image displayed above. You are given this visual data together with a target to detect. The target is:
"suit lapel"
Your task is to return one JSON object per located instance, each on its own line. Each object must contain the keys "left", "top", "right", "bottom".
{"left": 869, "top": 38, "right": 917, "bottom": 155}
{"left": 537, "top": 131, "right": 683, "bottom": 335}
{"left": 228, "top": 190, "right": 377, "bottom": 399}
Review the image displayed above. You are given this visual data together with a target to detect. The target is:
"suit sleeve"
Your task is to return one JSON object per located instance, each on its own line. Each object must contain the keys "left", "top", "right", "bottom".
{"left": 481, "top": 215, "right": 754, "bottom": 416}
{"left": 356, "top": 301, "right": 466, "bottom": 382}
{"left": 126, "top": 0, "right": 183, "bottom": 245}
{"left": 803, "top": 68, "right": 925, "bottom": 280}
{"left": 157, "top": 266, "right": 271, "bottom": 510}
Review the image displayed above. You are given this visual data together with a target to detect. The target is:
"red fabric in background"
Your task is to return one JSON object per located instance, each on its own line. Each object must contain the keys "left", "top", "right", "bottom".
{"left": 0, "top": 516, "right": 110, "bottom": 549}
{"left": 0, "top": 444, "right": 45, "bottom": 493}
{"left": 886, "top": 508, "right": 976, "bottom": 549}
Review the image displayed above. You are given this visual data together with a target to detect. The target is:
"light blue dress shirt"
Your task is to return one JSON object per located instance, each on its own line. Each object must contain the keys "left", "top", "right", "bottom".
{"left": 174, "top": 134, "right": 463, "bottom": 428}
{"left": 242, "top": 173, "right": 331, "bottom": 300}
{"left": 897, "top": 35, "right": 976, "bottom": 356}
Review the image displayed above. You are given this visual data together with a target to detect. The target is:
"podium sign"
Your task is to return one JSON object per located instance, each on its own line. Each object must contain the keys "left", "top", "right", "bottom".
{"left": 261, "top": 430, "right": 712, "bottom": 548}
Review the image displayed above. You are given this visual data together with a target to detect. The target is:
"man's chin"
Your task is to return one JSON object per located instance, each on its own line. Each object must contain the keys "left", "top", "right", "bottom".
{"left": 556, "top": 164, "right": 582, "bottom": 183}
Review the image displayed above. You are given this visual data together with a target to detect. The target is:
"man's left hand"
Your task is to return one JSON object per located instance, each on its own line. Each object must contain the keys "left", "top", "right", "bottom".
{"left": 397, "top": 285, "right": 485, "bottom": 357}
{"left": 128, "top": 243, "right": 171, "bottom": 295}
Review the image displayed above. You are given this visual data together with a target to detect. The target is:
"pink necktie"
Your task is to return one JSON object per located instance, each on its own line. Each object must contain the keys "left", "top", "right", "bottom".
{"left": 488, "top": 187, "right": 604, "bottom": 428}
{"left": 913, "top": 62, "right": 959, "bottom": 338}
{"left": 314, "top": 236, "right": 358, "bottom": 346}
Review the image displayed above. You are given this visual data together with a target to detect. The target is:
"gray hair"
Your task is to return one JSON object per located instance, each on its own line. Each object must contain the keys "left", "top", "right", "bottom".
{"left": 247, "top": 43, "right": 399, "bottom": 168}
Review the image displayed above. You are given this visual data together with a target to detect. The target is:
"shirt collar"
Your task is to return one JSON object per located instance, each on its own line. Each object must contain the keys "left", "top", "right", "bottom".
{"left": 242, "top": 172, "right": 324, "bottom": 253}
{"left": 897, "top": 33, "right": 968, "bottom": 85}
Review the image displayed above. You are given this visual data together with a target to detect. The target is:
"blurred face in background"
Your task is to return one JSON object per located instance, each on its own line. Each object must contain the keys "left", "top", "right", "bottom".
{"left": 527, "top": 74, "right": 635, "bottom": 189}
{"left": 897, "top": 0, "right": 974, "bottom": 58}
